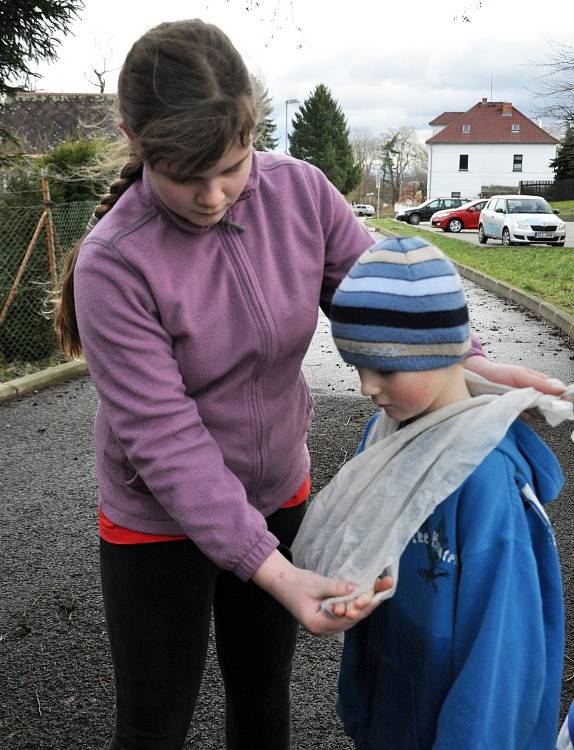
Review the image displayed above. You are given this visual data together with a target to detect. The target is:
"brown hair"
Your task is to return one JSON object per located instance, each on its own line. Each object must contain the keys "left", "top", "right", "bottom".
{"left": 55, "top": 19, "right": 257, "bottom": 357}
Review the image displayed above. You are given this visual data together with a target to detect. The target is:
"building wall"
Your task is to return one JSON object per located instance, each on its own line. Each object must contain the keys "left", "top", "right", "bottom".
{"left": 426, "top": 143, "right": 557, "bottom": 199}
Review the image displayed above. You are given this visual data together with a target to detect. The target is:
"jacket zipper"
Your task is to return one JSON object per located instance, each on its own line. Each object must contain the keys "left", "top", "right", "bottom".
{"left": 218, "top": 223, "right": 276, "bottom": 493}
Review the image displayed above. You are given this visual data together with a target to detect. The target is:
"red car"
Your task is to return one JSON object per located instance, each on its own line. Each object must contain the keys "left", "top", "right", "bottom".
{"left": 430, "top": 199, "right": 488, "bottom": 233}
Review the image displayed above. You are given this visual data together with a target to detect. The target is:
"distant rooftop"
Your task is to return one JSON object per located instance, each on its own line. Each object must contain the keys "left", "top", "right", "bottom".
{"left": 428, "top": 111, "right": 463, "bottom": 127}
{"left": 427, "top": 99, "right": 557, "bottom": 145}
{"left": 0, "top": 92, "right": 119, "bottom": 154}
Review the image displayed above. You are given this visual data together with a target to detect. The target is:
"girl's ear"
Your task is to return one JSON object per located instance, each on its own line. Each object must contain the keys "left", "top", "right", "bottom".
{"left": 118, "top": 121, "right": 135, "bottom": 140}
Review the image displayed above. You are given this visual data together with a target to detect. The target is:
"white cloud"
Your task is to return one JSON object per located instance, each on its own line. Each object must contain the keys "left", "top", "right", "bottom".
{"left": 33, "top": 0, "right": 573, "bottom": 148}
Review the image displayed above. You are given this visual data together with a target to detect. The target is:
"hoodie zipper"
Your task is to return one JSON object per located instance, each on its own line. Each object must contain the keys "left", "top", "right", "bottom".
{"left": 218, "top": 222, "right": 277, "bottom": 493}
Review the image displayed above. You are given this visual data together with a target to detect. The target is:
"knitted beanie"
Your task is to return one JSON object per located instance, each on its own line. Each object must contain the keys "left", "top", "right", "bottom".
{"left": 331, "top": 236, "right": 471, "bottom": 372}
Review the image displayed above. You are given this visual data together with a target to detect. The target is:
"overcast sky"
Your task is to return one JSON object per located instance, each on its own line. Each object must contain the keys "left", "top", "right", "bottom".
{"left": 34, "top": 0, "right": 572, "bottom": 148}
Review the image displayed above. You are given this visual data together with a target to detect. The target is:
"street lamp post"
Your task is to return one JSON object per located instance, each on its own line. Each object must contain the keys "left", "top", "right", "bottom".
{"left": 285, "top": 98, "right": 300, "bottom": 154}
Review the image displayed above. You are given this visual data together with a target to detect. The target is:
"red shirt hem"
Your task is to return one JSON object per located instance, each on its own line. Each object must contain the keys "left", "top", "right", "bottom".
{"left": 99, "top": 473, "right": 311, "bottom": 544}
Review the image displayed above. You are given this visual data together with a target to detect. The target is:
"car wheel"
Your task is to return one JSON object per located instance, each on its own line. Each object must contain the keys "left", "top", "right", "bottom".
{"left": 554, "top": 242, "right": 565, "bottom": 247}
{"left": 478, "top": 225, "right": 487, "bottom": 244}
{"left": 501, "top": 228, "right": 513, "bottom": 247}
{"left": 408, "top": 213, "right": 420, "bottom": 225}
{"left": 447, "top": 218, "right": 463, "bottom": 233}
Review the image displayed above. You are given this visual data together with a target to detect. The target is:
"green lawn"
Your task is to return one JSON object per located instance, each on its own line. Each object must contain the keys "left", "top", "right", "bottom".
{"left": 372, "top": 219, "right": 574, "bottom": 317}
{"left": 550, "top": 199, "right": 574, "bottom": 219}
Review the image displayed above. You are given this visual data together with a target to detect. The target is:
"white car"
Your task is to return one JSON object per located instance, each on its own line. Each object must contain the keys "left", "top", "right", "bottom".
{"left": 352, "top": 203, "right": 375, "bottom": 217}
{"left": 478, "top": 195, "right": 566, "bottom": 247}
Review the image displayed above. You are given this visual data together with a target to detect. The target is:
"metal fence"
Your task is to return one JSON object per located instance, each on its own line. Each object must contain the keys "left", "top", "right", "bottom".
{"left": 0, "top": 188, "right": 96, "bottom": 370}
{"left": 519, "top": 179, "right": 574, "bottom": 201}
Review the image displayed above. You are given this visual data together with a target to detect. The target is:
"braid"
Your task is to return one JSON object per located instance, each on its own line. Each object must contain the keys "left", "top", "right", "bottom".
{"left": 94, "top": 156, "right": 143, "bottom": 219}
{"left": 54, "top": 156, "right": 143, "bottom": 357}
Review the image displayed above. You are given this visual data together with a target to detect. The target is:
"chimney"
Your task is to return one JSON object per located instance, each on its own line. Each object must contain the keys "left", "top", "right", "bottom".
{"left": 481, "top": 97, "right": 487, "bottom": 104}
{"left": 502, "top": 102, "right": 512, "bottom": 116}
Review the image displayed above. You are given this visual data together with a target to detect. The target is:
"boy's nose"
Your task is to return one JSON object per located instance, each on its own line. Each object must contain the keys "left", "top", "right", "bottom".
{"left": 359, "top": 370, "right": 381, "bottom": 397}
{"left": 361, "top": 382, "right": 379, "bottom": 397}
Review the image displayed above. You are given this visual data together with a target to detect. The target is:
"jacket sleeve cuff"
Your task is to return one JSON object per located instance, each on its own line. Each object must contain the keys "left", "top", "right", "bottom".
{"left": 464, "top": 333, "right": 486, "bottom": 359}
{"left": 233, "top": 530, "right": 280, "bottom": 581}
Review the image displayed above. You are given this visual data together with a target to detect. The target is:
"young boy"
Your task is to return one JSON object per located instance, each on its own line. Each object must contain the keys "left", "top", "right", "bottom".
{"left": 304, "top": 236, "right": 565, "bottom": 748}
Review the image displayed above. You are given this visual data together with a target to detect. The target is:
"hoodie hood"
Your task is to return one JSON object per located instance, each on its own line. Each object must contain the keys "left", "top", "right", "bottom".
{"left": 497, "top": 419, "right": 563, "bottom": 505}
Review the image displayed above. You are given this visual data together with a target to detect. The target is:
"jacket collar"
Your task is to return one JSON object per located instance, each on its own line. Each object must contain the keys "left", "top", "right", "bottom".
{"left": 140, "top": 148, "right": 260, "bottom": 235}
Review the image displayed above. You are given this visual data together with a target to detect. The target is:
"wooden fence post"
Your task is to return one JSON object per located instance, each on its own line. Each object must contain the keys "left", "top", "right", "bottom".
{"left": 0, "top": 212, "right": 47, "bottom": 327}
{"left": 41, "top": 171, "right": 58, "bottom": 288}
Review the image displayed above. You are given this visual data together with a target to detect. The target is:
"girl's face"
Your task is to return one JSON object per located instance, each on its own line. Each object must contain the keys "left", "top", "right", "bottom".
{"left": 147, "top": 141, "right": 253, "bottom": 227}
{"left": 357, "top": 366, "right": 463, "bottom": 422}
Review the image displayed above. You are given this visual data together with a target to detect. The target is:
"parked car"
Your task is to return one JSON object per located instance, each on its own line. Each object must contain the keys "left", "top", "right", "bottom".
{"left": 352, "top": 203, "right": 375, "bottom": 217}
{"left": 430, "top": 199, "right": 488, "bottom": 233}
{"left": 478, "top": 195, "right": 566, "bottom": 247}
{"left": 396, "top": 197, "right": 470, "bottom": 225}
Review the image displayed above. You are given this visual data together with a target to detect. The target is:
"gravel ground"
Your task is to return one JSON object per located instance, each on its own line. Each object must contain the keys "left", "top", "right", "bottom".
{"left": 0, "top": 379, "right": 377, "bottom": 749}
{"left": 1, "top": 375, "right": 574, "bottom": 748}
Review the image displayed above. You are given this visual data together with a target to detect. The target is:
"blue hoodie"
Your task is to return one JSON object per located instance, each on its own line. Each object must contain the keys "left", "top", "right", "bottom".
{"left": 338, "top": 417, "right": 564, "bottom": 750}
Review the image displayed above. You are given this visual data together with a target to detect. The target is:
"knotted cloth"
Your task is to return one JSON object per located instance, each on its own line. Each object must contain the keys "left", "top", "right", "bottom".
{"left": 292, "top": 372, "right": 574, "bottom": 613}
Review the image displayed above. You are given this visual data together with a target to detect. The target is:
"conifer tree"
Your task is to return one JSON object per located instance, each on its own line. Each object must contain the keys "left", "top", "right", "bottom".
{"left": 252, "top": 79, "right": 278, "bottom": 152}
{"left": 0, "top": 0, "right": 83, "bottom": 97}
{"left": 289, "top": 84, "right": 361, "bottom": 195}
{"left": 550, "top": 125, "right": 574, "bottom": 180}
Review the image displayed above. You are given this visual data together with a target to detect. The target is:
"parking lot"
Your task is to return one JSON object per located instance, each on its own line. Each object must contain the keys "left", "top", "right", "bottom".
{"left": 421, "top": 220, "right": 574, "bottom": 248}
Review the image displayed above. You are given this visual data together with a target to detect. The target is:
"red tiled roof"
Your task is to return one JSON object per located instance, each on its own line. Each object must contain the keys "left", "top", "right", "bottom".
{"left": 428, "top": 112, "right": 463, "bottom": 126}
{"left": 426, "top": 101, "right": 558, "bottom": 145}
{"left": 0, "top": 92, "right": 119, "bottom": 154}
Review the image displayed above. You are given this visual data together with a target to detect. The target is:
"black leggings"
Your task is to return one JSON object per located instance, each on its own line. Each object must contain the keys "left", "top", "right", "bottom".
{"left": 100, "top": 503, "right": 306, "bottom": 750}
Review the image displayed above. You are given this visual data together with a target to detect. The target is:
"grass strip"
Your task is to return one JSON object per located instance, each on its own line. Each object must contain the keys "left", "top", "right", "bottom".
{"left": 372, "top": 219, "right": 574, "bottom": 317}
{"left": 551, "top": 199, "right": 574, "bottom": 220}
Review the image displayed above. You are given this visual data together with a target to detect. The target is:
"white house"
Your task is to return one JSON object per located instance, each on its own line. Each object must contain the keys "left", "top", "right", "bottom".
{"left": 426, "top": 99, "right": 558, "bottom": 199}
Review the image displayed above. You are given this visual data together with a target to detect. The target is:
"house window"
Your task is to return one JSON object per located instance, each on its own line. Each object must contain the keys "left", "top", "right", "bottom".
{"left": 462, "top": 124, "right": 471, "bottom": 133}
{"left": 511, "top": 123, "right": 520, "bottom": 132}
{"left": 451, "top": 192, "right": 461, "bottom": 199}
{"left": 513, "top": 154, "right": 523, "bottom": 172}
{"left": 459, "top": 154, "right": 469, "bottom": 171}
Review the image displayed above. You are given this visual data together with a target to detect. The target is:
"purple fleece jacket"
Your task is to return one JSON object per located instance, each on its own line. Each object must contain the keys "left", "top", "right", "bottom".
{"left": 74, "top": 151, "right": 374, "bottom": 579}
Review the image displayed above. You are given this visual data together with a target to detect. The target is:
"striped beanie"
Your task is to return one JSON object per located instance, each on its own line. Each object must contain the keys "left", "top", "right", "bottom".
{"left": 331, "top": 236, "right": 471, "bottom": 372}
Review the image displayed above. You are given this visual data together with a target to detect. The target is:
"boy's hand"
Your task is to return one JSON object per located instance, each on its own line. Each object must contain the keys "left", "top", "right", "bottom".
{"left": 331, "top": 576, "right": 392, "bottom": 620}
{"left": 252, "top": 551, "right": 393, "bottom": 635}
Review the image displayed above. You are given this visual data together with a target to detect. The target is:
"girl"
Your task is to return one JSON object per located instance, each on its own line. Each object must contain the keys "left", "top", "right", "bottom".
{"left": 54, "top": 18, "right": 563, "bottom": 750}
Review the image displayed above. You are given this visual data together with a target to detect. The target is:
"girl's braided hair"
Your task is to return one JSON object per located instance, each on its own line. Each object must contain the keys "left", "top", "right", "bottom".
{"left": 55, "top": 19, "right": 257, "bottom": 357}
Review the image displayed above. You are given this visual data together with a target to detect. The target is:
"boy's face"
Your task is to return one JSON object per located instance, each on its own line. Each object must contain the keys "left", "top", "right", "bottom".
{"left": 356, "top": 366, "right": 459, "bottom": 421}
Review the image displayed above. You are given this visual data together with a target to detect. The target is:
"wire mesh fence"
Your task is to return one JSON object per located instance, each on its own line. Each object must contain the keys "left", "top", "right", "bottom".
{"left": 0, "top": 190, "right": 96, "bottom": 378}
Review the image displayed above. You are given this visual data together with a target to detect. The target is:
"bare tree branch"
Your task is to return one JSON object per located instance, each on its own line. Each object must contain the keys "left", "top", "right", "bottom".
{"left": 530, "top": 42, "right": 574, "bottom": 125}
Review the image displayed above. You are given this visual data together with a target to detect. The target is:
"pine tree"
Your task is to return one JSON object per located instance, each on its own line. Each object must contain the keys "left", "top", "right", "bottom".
{"left": 550, "top": 125, "right": 574, "bottom": 180}
{"left": 289, "top": 84, "right": 361, "bottom": 195}
{"left": 251, "top": 76, "right": 278, "bottom": 152}
{"left": 0, "top": 0, "right": 83, "bottom": 97}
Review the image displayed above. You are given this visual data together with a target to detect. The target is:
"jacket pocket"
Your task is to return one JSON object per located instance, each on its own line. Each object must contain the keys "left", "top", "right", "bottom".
{"left": 122, "top": 458, "right": 148, "bottom": 491}
{"left": 362, "top": 653, "right": 420, "bottom": 750}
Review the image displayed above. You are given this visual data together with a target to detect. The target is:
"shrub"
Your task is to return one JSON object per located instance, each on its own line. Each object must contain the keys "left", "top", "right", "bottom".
{"left": 0, "top": 136, "right": 115, "bottom": 363}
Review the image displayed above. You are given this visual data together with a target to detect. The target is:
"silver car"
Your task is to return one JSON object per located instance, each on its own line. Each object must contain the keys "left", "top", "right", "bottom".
{"left": 478, "top": 195, "right": 566, "bottom": 247}
{"left": 352, "top": 203, "right": 375, "bottom": 217}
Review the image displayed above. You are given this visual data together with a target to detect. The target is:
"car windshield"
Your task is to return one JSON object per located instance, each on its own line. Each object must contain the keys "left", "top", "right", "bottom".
{"left": 506, "top": 199, "right": 553, "bottom": 214}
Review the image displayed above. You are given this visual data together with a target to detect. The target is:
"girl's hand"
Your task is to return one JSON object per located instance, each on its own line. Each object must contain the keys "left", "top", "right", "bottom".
{"left": 464, "top": 355, "right": 566, "bottom": 396}
{"left": 252, "top": 550, "right": 393, "bottom": 635}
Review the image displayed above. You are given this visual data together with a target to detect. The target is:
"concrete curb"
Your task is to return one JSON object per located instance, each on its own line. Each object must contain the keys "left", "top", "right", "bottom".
{"left": 451, "top": 262, "right": 574, "bottom": 340}
{"left": 0, "top": 359, "right": 89, "bottom": 403}
{"left": 372, "top": 224, "right": 574, "bottom": 341}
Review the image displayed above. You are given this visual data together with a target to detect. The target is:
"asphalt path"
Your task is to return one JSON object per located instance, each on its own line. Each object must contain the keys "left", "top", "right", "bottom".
{"left": 1, "top": 275, "right": 574, "bottom": 748}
